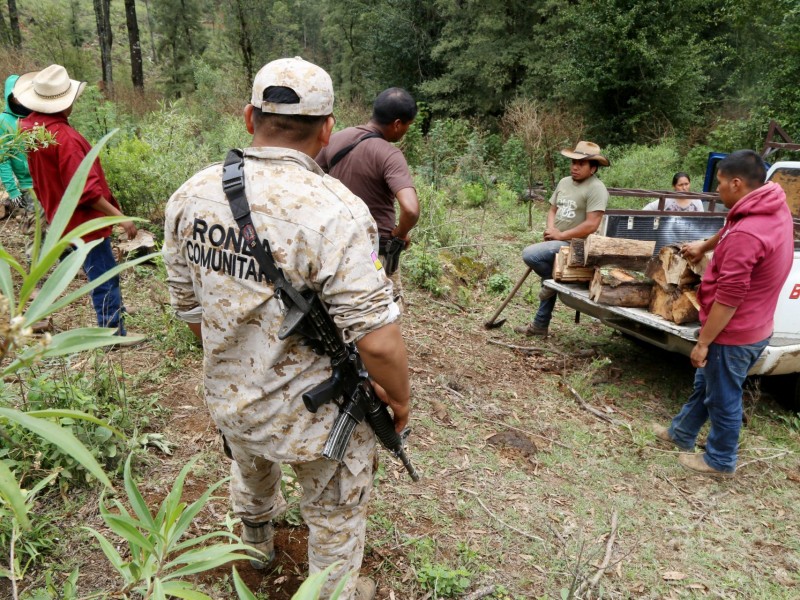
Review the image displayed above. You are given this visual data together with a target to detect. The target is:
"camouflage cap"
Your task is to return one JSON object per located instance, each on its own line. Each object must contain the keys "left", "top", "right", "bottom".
{"left": 251, "top": 57, "right": 334, "bottom": 116}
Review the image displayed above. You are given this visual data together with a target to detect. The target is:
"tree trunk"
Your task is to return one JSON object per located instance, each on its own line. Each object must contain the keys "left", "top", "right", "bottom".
{"left": 233, "top": 0, "right": 254, "bottom": 82}
{"left": 142, "top": 0, "right": 158, "bottom": 63}
{"left": 7, "top": 0, "right": 20, "bottom": 48}
{"left": 0, "top": 10, "right": 11, "bottom": 46}
{"left": 589, "top": 267, "right": 652, "bottom": 307}
{"left": 93, "top": 0, "right": 114, "bottom": 90}
{"left": 583, "top": 234, "right": 656, "bottom": 270}
{"left": 124, "top": 0, "right": 144, "bottom": 91}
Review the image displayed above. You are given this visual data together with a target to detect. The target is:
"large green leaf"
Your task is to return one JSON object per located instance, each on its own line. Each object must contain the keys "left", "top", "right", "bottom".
{"left": 0, "top": 459, "right": 30, "bottom": 530}
{"left": 5, "top": 328, "right": 145, "bottom": 375}
{"left": 159, "top": 581, "right": 214, "bottom": 600}
{"left": 162, "top": 552, "right": 254, "bottom": 580}
{"left": 232, "top": 567, "right": 257, "bottom": 600}
{"left": 163, "top": 543, "right": 253, "bottom": 571}
{"left": 36, "top": 252, "right": 155, "bottom": 322}
{"left": 84, "top": 528, "right": 128, "bottom": 579}
{"left": 0, "top": 408, "right": 112, "bottom": 488}
{"left": 171, "top": 530, "right": 241, "bottom": 553}
{"left": 166, "top": 477, "right": 228, "bottom": 547}
{"left": 26, "top": 409, "right": 123, "bottom": 439}
{"left": 123, "top": 453, "right": 157, "bottom": 531}
{"left": 41, "top": 130, "right": 119, "bottom": 257}
{"left": 102, "top": 513, "right": 157, "bottom": 555}
{"left": 0, "top": 248, "right": 20, "bottom": 312}
{"left": 156, "top": 455, "right": 197, "bottom": 532}
{"left": 25, "top": 251, "right": 154, "bottom": 325}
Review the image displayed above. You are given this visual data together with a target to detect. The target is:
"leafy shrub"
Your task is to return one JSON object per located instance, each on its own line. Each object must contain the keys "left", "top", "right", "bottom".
{"left": 460, "top": 182, "right": 488, "bottom": 207}
{"left": 102, "top": 105, "right": 235, "bottom": 223}
{"left": 602, "top": 140, "right": 682, "bottom": 191}
{"left": 405, "top": 246, "right": 447, "bottom": 296}
{"left": 414, "top": 182, "right": 461, "bottom": 249}
{"left": 416, "top": 563, "right": 472, "bottom": 597}
{"left": 70, "top": 86, "right": 137, "bottom": 144}
{"left": 2, "top": 365, "right": 152, "bottom": 483}
{"left": 487, "top": 273, "right": 513, "bottom": 296}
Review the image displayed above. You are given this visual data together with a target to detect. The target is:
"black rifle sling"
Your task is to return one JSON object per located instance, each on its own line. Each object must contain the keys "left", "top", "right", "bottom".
{"left": 325, "top": 131, "right": 383, "bottom": 172}
{"left": 221, "top": 149, "right": 310, "bottom": 314}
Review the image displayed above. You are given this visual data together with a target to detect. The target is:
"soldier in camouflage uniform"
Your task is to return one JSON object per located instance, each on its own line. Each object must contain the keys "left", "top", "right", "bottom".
{"left": 163, "top": 57, "right": 410, "bottom": 600}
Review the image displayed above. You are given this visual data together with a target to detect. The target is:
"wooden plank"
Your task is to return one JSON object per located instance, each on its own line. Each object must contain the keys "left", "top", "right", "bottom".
{"left": 554, "top": 246, "right": 594, "bottom": 282}
{"left": 583, "top": 234, "right": 656, "bottom": 270}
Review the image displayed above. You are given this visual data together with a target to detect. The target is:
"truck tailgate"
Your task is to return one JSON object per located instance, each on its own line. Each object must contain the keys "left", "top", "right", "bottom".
{"left": 544, "top": 280, "right": 800, "bottom": 376}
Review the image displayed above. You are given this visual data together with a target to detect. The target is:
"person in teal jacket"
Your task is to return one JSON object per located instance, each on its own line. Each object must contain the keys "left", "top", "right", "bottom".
{"left": 0, "top": 74, "right": 36, "bottom": 214}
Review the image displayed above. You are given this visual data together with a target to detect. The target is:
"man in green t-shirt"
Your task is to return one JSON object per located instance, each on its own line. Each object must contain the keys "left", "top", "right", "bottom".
{"left": 515, "top": 141, "right": 610, "bottom": 337}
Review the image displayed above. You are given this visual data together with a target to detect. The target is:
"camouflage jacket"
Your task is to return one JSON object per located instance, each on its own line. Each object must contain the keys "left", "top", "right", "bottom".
{"left": 163, "top": 147, "right": 399, "bottom": 475}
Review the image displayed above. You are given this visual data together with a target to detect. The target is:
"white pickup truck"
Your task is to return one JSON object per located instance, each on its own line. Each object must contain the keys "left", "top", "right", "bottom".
{"left": 545, "top": 161, "right": 800, "bottom": 406}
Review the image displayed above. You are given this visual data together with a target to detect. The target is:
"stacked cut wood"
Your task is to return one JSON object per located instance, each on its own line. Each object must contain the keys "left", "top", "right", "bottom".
{"left": 575, "top": 235, "right": 656, "bottom": 307}
{"left": 645, "top": 244, "right": 711, "bottom": 324}
{"left": 553, "top": 245, "right": 594, "bottom": 282}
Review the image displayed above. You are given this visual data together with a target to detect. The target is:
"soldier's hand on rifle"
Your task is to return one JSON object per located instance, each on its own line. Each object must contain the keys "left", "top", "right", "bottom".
{"left": 371, "top": 380, "right": 410, "bottom": 433}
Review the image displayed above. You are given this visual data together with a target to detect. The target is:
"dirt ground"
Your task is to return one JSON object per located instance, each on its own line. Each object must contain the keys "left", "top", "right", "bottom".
{"left": 4, "top": 207, "right": 800, "bottom": 599}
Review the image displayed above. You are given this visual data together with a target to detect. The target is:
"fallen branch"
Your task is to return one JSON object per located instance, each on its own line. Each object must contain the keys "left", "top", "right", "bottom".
{"left": 488, "top": 339, "right": 567, "bottom": 356}
{"left": 462, "top": 488, "right": 544, "bottom": 543}
{"left": 429, "top": 298, "right": 468, "bottom": 313}
{"left": 737, "top": 450, "right": 793, "bottom": 470}
{"left": 575, "top": 510, "right": 619, "bottom": 598}
{"left": 564, "top": 382, "right": 614, "bottom": 424}
{"left": 463, "top": 585, "right": 497, "bottom": 600}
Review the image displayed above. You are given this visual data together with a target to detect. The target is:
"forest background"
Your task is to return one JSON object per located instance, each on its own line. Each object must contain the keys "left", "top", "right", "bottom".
{"left": 3, "top": 1, "right": 800, "bottom": 599}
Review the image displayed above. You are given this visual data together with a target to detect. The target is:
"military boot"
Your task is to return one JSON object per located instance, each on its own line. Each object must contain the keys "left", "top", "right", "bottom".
{"left": 241, "top": 519, "right": 275, "bottom": 570}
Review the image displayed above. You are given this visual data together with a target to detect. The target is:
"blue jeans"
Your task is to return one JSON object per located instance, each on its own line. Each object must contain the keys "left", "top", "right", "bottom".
{"left": 83, "top": 237, "right": 126, "bottom": 335}
{"left": 668, "top": 338, "right": 769, "bottom": 472}
{"left": 521, "top": 241, "right": 568, "bottom": 328}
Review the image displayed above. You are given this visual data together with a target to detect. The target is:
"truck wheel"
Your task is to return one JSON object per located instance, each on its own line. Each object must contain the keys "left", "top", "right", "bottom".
{"left": 765, "top": 373, "right": 800, "bottom": 412}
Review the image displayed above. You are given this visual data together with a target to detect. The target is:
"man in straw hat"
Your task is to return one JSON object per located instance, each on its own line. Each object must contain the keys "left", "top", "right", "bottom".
{"left": 163, "top": 57, "right": 409, "bottom": 600}
{"left": 515, "top": 140, "right": 609, "bottom": 337}
{"left": 14, "top": 64, "right": 138, "bottom": 336}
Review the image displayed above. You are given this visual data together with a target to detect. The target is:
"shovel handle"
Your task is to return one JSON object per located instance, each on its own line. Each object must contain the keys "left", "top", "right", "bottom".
{"left": 484, "top": 267, "right": 533, "bottom": 327}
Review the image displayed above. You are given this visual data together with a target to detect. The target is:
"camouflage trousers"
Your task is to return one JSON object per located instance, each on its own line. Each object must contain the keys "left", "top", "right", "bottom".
{"left": 226, "top": 438, "right": 376, "bottom": 600}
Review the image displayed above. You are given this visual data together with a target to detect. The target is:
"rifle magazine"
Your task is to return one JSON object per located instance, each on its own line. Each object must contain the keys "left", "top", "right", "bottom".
{"left": 322, "top": 412, "right": 359, "bottom": 462}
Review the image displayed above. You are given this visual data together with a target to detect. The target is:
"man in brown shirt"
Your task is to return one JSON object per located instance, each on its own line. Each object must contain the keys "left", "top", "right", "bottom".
{"left": 316, "top": 88, "right": 419, "bottom": 305}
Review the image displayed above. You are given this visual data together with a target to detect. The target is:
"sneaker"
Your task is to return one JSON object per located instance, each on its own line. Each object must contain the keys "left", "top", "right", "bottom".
{"left": 354, "top": 577, "right": 376, "bottom": 600}
{"left": 513, "top": 323, "right": 549, "bottom": 337}
{"left": 678, "top": 452, "right": 733, "bottom": 478}
{"left": 242, "top": 520, "right": 275, "bottom": 570}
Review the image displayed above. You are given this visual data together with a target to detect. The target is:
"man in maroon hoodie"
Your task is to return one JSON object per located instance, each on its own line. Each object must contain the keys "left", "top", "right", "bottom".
{"left": 653, "top": 150, "right": 794, "bottom": 476}
{"left": 14, "top": 64, "right": 137, "bottom": 335}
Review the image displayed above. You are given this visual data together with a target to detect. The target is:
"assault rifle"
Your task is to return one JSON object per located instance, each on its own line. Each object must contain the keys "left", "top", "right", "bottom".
{"left": 280, "top": 291, "right": 419, "bottom": 481}
{"left": 222, "top": 149, "right": 419, "bottom": 482}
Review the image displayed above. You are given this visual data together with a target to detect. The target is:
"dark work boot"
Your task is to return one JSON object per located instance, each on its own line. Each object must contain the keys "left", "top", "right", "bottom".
{"left": 241, "top": 519, "right": 275, "bottom": 570}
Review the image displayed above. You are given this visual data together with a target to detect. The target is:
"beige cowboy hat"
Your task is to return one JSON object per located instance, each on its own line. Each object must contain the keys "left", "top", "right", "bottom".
{"left": 12, "top": 65, "right": 86, "bottom": 114}
{"left": 560, "top": 141, "right": 610, "bottom": 167}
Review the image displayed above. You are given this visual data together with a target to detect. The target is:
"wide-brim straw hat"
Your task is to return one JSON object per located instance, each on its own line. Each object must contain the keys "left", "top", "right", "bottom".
{"left": 13, "top": 65, "right": 86, "bottom": 114}
{"left": 560, "top": 141, "right": 610, "bottom": 167}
